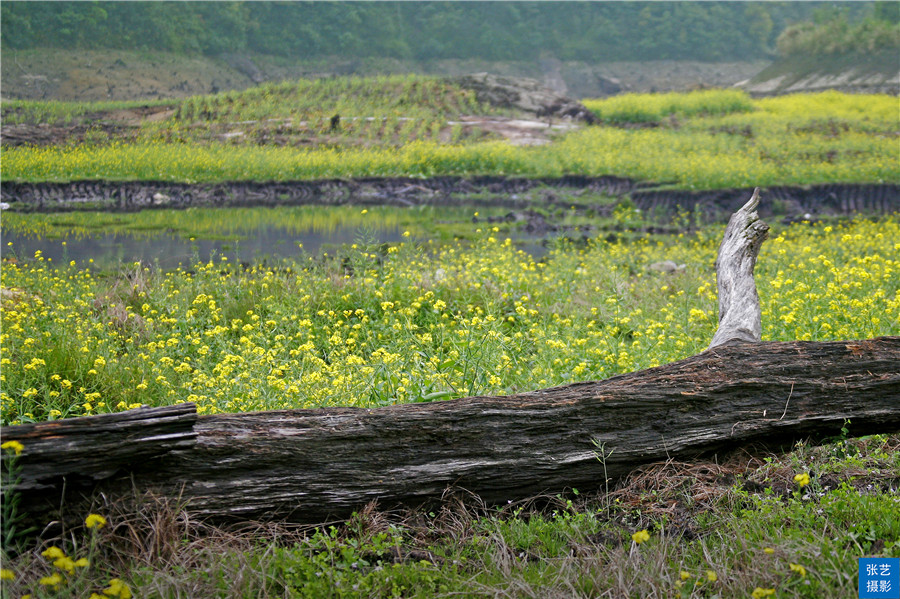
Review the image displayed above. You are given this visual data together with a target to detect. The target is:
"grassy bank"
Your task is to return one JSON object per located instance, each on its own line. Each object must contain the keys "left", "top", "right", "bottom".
{"left": 2, "top": 83, "right": 898, "bottom": 189}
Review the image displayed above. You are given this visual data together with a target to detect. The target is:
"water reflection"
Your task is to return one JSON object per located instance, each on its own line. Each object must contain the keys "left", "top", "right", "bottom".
{"left": 2, "top": 205, "right": 560, "bottom": 270}
{"left": 2, "top": 227, "right": 406, "bottom": 270}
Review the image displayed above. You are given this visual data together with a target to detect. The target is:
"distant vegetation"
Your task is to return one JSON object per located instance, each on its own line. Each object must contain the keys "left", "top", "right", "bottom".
{"left": 776, "top": 5, "right": 900, "bottom": 57}
{"left": 581, "top": 89, "right": 753, "bottom": 125}
{"left": 0, "top": 1, "right": 879, "bottom": 62}
{"left": 3, "top": 81, "right": 897, "bottom": 190}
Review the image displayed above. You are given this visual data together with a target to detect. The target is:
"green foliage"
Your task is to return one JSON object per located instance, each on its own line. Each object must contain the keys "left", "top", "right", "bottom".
{"left": 0, "top": 2, "right": 875, "bottom": 62}
{"left": 777, "top": 13, "right": 900, "bottom": 56}
{"left": 277, "top": 526, "right": 451, "bottom": 598}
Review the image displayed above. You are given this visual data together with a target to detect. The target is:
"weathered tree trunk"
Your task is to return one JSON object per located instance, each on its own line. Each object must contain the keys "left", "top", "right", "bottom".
{"left": 3, "top": 338, "right": 899, "bottom": 526}
{"left": 2, "top": 189, "right": 899, "bottom": 527}
{"left": 709, "top": 187, "right": 769, "bottom": 348}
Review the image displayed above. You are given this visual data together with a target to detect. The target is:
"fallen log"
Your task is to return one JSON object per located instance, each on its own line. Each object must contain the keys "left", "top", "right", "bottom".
{"left": 2, "top": 338, "right": 899, "bottom": 526}
{"left": 124, "top": 337, "right": 900, "bottom": 523}
{"left": 2, "top": 189, "right": 899, "bottom": 527}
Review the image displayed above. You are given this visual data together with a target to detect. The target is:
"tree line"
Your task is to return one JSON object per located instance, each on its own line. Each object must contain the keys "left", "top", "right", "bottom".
{"left": 0, "top": 1, "right": 888, "bottom": 63}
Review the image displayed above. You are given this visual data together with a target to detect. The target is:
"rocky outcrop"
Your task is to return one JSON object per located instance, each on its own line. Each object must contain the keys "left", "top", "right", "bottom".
{"left": 454, "top": 73, "right": 596, "bottom": 123}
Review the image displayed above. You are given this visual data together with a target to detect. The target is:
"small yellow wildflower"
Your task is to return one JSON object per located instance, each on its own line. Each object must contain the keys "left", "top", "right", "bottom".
{"left": 85, "top": 514, "right": 107, "bottom": 529}
{"left": 789, "top": 563, "right": 806, "bottom": 577}
{"left": 751, "top": 588, "right": 776, "bottom": 598}
{"left": 1, "top": 440, "right": 24, "bottom": 455}
{"left": 41, "top": 546, "right": 66, "bottom": 559}
{"left": 706, "top": 570, "right": 717, "bottom": 582}
{"left": 53, "top": 556, "right": 76, "bottom": 573}
{"left": 680, "top": 570, "right": 692, "bottom": 581}
{"left": 631, "top": 529, "right": 650, "bottom": 544}
{"left": 38, "top": 573, "right": 63, "bottom": 588}
{"left": 103, "top": 578, "right": 132, "bottom": 599}
{"left": 763, "top": 547, "right": 775, "bottom": 554}
{"left": 0, "top": 568, "right": 13, "bottom": 580}
{"left": 74, "top": 558, "right": 90, "bottom": 568}
{"left": 793, "top": 472, "right": 810, "bottom": 487}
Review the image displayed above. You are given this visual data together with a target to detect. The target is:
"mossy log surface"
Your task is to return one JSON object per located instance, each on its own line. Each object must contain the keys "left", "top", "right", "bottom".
{"left": 3, "top": 337, "right": 898, "bottom": 526}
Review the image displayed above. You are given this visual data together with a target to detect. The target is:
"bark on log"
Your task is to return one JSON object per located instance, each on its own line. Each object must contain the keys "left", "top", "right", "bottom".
{"left": 2, "top": 338, "right": 898, "bottom": 525}
{"left": 2, "top": 404, "right": 196, "bottom": 492}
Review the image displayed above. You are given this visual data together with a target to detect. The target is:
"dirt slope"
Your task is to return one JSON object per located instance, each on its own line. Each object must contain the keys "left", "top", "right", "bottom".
{"left": 738, "top": 50, "right": 899, "bottom": 96}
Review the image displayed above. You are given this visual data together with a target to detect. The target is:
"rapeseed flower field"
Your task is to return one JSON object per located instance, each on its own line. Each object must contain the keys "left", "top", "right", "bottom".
{"left": 2, "top": 216, "right": 897, "bottom": 425}
{"left": 3, "top": 88, "right": 898, "bottom": 188}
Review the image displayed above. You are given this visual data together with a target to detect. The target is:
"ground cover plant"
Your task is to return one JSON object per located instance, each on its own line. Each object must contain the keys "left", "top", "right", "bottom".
{"left": 3, "top": 86, "right": 898, "bottom": 188}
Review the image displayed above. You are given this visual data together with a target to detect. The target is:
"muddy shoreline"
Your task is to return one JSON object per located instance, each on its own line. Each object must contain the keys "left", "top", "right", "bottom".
{"left": 2, "top": 177, "right": 897, "bottom": 221}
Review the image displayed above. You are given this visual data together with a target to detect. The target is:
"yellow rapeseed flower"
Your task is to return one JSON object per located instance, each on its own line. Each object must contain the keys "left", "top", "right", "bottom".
{"left": 85, "top": 513, "right": 107, "bottom": 529}
{"left": 41, "top": 546, "right": 66, "bottom": 559}
{"left": 38, "top": 573, "right": 63, "bottom": 588}
{"left": 103, "top": 578, "right": 132, "bottom": 599}
{"left": 751, "top": 588, "right": 776, "bottom": 599}
{"left": 53, "top": 556, "right": 76, "bottom": 573}
{"left": 1, "top": 440, "right": 23, "bottom": 455}
{"left": 706, "top": 570, "right": 717, "bottom": 582}
{"left": 631, "top": 529, "right": 650, "bottom": 544}
{"left": 793, "top": 472, "right": 810, "bottom": 487}
{"left": 790, "top": 563, "right": 807, "bottom": 577}
{"left": 0, "top": 568, "right": 13, "bottom": 580}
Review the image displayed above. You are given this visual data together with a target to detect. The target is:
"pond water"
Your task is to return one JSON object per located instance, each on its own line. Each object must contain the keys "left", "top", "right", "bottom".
{"left": 1, "top": 205, "right": 558, "bottom": 270}
{"left": 2, "top": 227, "right": 411, "bottom": 270}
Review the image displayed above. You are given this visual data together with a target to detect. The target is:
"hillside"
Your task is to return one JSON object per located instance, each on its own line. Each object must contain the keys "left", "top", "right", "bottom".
{"left": 1, "top": 48, "right": 770, "bottom": 103}
{"left": 739, "top": 50, "right": 898, "bottom": 96}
